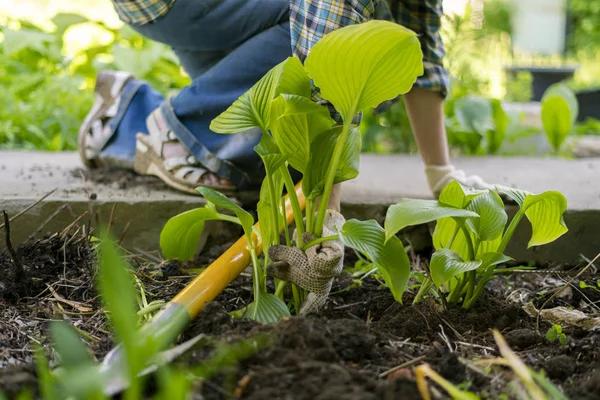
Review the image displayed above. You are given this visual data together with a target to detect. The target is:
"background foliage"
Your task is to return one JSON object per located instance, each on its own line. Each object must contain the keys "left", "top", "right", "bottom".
{"left": 0, "top": 0, "right": 599, "bottom": 154}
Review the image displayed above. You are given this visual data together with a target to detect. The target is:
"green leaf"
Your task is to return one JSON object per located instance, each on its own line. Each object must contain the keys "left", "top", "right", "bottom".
{"left": 210, "top": 57, "right": 311, "bottom": 134}
{"left": 496, "top": 185, "right": 528, "bottom": 206}
{"left": 97, "top": 233, "right": 141, "bottom": 376}
{"left": 385, "top": 199, "right": 479, "bottom": 241}
{"left": 498, "top": 187, "right": 568, "bottom": 247}
{"left": 439, "top": 180, "right": 486, "bottom": 208}
{"left": 521, "top": 191, "right": 568, "bottom": 248}
{"left": 50, "top": 322, "right": 93, "bottom": 368}
{"left": 270, "top": 94, "right": 335, "bottom": 172}
{"left": 51, "top": 13, "right": 88, "bottom": 35}
{"left": 34, "top": 346, "right": 58, "bottom": 400}
{"left": 304, "top": 20, "right": 423, "bottom": 122}
{"left": 254, "top": 133, "right": 290, "bottom": 173}
{"left": 190, "top": 335, "right": 270, "bottom": 379}
{"left": 197, "top": 188, "right": 254, "bottom": 234}
{"left": 160, "top": 207, "right": 219, "bottom": 260}
{"left": 541, "top": 84, "right": 578, "bottom": 152}
{"left": 339, "top": 219, "right": 410, "bottom": 302}
{"left": 454, "top": 95, "right": 493, "bottom": 136}
{"left": 465, "top": 191, "right": 507, "bottom": 241}
{"left": 246, "top": 292, "right": 290, "bottom": 323}
{"left": 2, "top": 28, "right": 55, "bottom": 56}
{"left": 257, "top": 168, "right": 285, "bottom": 255}
{"left": 303, "top": 125, "right": 361, "bottom": 200}
{"left": 479, "top": 252, "right": 512, "bottom": 269}
{"left": 112, "top": 42, "right": 164, "bottom": 77}
{"left": 430, "top": 249, "right": 482, "bottom": 287}
{"left": 487, "top": 99, "right": 508, "bottom": 154}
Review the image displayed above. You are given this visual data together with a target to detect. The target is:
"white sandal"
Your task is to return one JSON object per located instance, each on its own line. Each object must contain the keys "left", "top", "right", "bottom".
{"left": 134, "top": 109, "right": 236, "bottom": 195}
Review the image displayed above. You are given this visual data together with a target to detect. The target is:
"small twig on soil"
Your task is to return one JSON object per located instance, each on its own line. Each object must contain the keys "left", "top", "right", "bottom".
{"left": 118, "top": 221, "right": 131, "bottom": 246}
{"left": 0, "top": 188, "right": 57, "bottom": 230}
{"left": 379, "top": 355, "right": 427, "bottom": 378}
{"left": 438, "top": 317, "right": 464, "bottom": 341}
{"left": 3, "top": 210, "right": 25, "bottom": 283}
{"left": 60, "top": 211, "right": 89, "bottom": 238}
{"left": 437, "top": 324, "right": 454, "bottom": 352}
{"left": 28, "top": 204, "right": 70, "bottom": 241}
{"left": 455, "top": 342, "right": 495, "bottom": 352}
{"left": 536, "top": 252, "right": 600, "bottom": 334}
{"left": 108, "top": 203, "right": 117, "bottom": 232}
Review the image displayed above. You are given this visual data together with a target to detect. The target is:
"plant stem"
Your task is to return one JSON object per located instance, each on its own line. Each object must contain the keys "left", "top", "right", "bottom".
{"left": 448, "top": 275, "right": 466, "bottom": 304}
{"left": 216, "top": 213, "right": 242, "bottom": 225}
{"left": 265, "top": 167, "right": 281, "bottom": 249}
{"left": 274, "top": 279, "right": 286, "bottom": 298}
{"left": 306, "top": 199, "right": 315, "bottom": 233}
{"left": 413, "top": 278, "right": 433, "bottom": 304}
{"left": 301, "top": 234, "right": 339, "bottom": 251}
{"left": 246, "top": 233, "right": 264, "bottom": 296}
{"left": 313, "top": 120, "right": 352, "bottom": 236}
{"left": 281, "top": 165, "right": 305, "bottom": 246}
{"left": 463, "top": 264, "right": 496, "bottom": 309}
{"left": 460, "top": 223, "right": 475, "bottom": 261}
{"left": 497, "top": 209, "right": 525, "bottom": 254}
{"left": 281, "top": 196, "right": 291, "bottom": 246}
{"left": 464, "top": 270, "right": 476, "bottom": 302}
{"left": 291, "top": 283, "right": 302, "bottom": 314}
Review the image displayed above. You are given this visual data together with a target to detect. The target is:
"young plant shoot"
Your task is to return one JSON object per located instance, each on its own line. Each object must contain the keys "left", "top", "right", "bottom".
{"left": 160, "top": 20, "right": 423, "bottom": 321}
{"left": 385, "top": 181, "right": 568, "bottom": 309}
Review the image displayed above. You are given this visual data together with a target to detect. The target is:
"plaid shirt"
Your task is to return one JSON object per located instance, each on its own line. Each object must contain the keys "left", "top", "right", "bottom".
{"left": 290, "top": 0, "right": 449, "bottom": 121}
{"left": 112, "top": 0, "right": 176, "bottom": 25}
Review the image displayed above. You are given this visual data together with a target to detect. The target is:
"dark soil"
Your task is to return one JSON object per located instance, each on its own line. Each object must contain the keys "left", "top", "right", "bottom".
{"left": 1, "top": 234, "right": 599, "bottom": 400}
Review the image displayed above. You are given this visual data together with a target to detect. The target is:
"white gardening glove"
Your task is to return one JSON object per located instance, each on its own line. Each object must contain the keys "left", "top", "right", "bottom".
{"left": 266, "top": 210, "right": 345, "bottom": 315}
{"left": 425, "top": 164, "right": 496, "bottom": 197}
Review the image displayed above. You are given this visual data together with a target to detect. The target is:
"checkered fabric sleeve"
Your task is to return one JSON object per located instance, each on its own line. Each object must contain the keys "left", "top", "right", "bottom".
{"left": 290, "top": 0, "right": 449, "bottom": 122}
{"left": 112, "top": 0, "right": 176, "bottom": 25}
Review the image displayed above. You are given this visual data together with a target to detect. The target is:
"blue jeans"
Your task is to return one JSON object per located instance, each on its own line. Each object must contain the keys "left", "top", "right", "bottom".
{"left": 102, "top": 0, "right": 291, "bottom": 188}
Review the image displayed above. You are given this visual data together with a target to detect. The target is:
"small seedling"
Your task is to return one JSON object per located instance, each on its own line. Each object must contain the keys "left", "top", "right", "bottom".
{"left": 546, "top": 324, "right": 567, "bottom": 344}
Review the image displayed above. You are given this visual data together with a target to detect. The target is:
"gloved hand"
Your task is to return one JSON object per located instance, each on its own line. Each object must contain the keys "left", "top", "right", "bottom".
{"left": 267, "top": 210, "right": 346, "bottom": 315}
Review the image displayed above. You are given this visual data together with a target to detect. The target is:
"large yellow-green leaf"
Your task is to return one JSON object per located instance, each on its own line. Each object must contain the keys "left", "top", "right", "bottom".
{"left": 521, "top": 191, "right": 568, "bottom": 247}
{"left": 497, "top": 187, "right": 568, "bottom": 247}
{"left": 439, "top": 180, "right": 486, "bottom": 208}
{"left": 270, "top": 94, "right": 335, "bottom": 172}
{"left": 160, "top": 207, "right": 219, "bottom": 260}
{"left": 210, "top": 57, "right": 310, "bottom": 134}
{"left": 465, "top": 190, "right": 507, "bottom": 241}
{"left": 339, "top": 219, "right": 410, "bottom": 303}
{"left": 385, "top": 199, "right": 478, "bottom": 242}
{"left": 302, "top": 125, "right": 361, "bottom": 200}
{"left": 304, "top": 20, "right": 423, "bottom": 122}
{"left": 541, "top": 84, "right": 578, "bottom": 152}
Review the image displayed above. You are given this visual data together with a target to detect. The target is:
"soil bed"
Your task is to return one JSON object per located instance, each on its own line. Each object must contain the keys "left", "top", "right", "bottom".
{"left": 1, "top": 235, "right": 599, "bottom": 399}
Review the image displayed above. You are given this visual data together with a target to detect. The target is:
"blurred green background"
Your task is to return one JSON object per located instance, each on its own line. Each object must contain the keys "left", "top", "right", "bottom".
{"left": 0, "top": 0, "right": 598, "bottom": 155}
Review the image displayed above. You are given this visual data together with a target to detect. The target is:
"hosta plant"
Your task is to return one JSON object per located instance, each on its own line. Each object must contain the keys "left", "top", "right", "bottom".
{"left": 160, "top": 20, "right": 423, "bottom": 322}
{"left": 385, "top": 181, "right": 568, "bottom": 309}
{"left": 541, "top": 83, "right": 578, "bottom": 153}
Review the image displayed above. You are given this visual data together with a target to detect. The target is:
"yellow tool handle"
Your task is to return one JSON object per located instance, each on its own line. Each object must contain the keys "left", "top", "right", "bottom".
{"left": 171, "top": 182, "right": 305, "bottom": 318}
